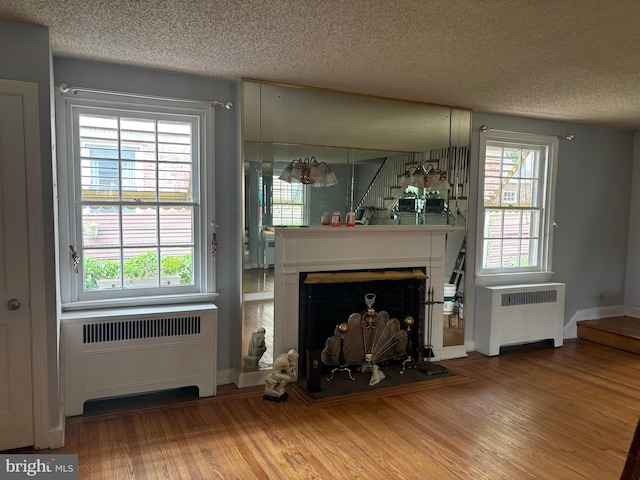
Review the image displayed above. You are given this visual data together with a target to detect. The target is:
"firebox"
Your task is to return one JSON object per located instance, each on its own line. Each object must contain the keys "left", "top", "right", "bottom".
{"left": 297, "top": 267, "right": 427, "bottom": 378}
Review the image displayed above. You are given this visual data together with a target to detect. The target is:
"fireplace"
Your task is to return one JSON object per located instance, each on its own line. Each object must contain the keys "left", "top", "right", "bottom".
{"left": 298, "top": 268, "right": 426, "bottom": 377}
{"left": 272, "top": 225, "right": 465, "bottom": 382}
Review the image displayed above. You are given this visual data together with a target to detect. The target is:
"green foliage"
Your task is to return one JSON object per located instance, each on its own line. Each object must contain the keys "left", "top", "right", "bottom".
{"left": 161, "top": 253, "right": 193, "bottom": 284}
{"left": 509, "top": 255, "right": 530, "bottom": 267}
{"left": 84, "top": 256, "right": 120, "bottom": 290}
{"left": 84, "top": 252, "right": 193, "bottom": 289}
{"left": 124, "top": 251, "right": 158, "bottom": 279}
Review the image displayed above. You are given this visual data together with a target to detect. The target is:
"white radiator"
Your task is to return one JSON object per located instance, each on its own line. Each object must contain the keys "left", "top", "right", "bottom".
{"left": 475, "top": 283, "right": 565, "bottom": 356}
{"left": 61, "top": 304, "right": 217, "bottom": 416}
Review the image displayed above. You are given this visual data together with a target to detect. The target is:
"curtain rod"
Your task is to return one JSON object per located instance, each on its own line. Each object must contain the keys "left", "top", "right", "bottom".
{"left": 480, "top": 125, "right": 574, "bottom": 141}
{"left": 57, "top": 82, "right": 234, "bottom": 109}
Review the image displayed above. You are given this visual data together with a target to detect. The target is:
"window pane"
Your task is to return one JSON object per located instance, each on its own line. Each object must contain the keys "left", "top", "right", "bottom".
{"left": 161, "top": 247, "right": 193, "bottom": 286}
{"left": 484, "top": 209, "right": 503, "bottom": 238}
{"left": 159, "top": 121, "right": 192, "bottom": 166}
{"left": 123, "top": 248, "right": 159, "bottom": 288}
{"left": 122, "top": 206, "right": 158, "bottom": 247}
{"left": 502, "top": 179, "right": 519, "bottom": 206}
{"left": 82, "top": 206, "right": 120, "bottom": 247}
{"left": 159, "top": 207, "right": 193, "bottom": 246}
{"left": 79, "top": 115, "right": 118, "bottom": 148}
{"left": 501, "top": 239, "right": 521, "bottom": 268}
{"left": 520, "top": 179, "right": 538, "bottom": 208}
{"left": 83, "top": 248, "right": 121, "bottom": 291}
{"left": 484, "top": 177, "right": 501, "bottom": 206}
{"left": 484, "top": 146, "right": 502, "bottom": 177}
{"left": 121, "top": 161, "right": 157, "bottom": 200}
{"left": 159, "top": 162, "right": 192, "bottom": 202}
{"left": 502, "top": 149, "right": 521, "bottom": 178}
{"left": 483, "top": 238, "right": 502, "bottom": 269}
{"left": 81, "top": 158, "right": 120, "bottom": 201}
{"left": 521, "top": 149, "right": 540, "bottom": 178}
{"left": 503, "top": 210, "right": 522, "bottom": 238}
{"left": 272, "top": 176, "right": 304, "bottom": 225}
{"left": 120, "top": 118, "right": 157, "bottom": 161}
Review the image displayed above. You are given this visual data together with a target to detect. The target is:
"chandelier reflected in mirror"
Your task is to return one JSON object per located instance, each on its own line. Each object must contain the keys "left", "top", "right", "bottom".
{"left": 397, "top": 163, "right": 450, "bottom": 194}
{"left": 278, "top": 156, "right": 338, "bottom": 187}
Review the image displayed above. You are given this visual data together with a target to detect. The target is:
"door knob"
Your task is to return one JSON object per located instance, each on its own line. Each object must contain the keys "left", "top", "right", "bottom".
{"left": 7, "top": 298, "right": 21, "bottom": 310}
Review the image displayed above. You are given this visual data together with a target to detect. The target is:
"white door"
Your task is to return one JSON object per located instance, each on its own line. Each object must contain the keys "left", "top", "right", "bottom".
{"left": 0, "top": 83, "right": 35, "bottom": 450}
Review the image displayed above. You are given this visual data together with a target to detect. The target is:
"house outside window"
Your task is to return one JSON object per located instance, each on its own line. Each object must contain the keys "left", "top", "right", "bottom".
{"left": 57, "top": 91, "right": 216, "bottom": 309}
{"left": 476, "top": 130, "right": 559, "bottom": 284}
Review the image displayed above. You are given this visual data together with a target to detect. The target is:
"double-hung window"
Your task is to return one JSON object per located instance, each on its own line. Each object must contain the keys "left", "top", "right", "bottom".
{"left": 271, "top": 176, "right": 306, "bottom": 226}
{"left": 476, "top": 130, "right": 558, "bottom": 284}
{"left": 58, "top": 91, "right": 215, "bottom": 308}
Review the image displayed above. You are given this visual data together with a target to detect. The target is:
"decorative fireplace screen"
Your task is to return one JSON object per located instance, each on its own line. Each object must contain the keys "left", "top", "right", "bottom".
{"left": 321, "top": 293, "right": 415, "bottom": 385}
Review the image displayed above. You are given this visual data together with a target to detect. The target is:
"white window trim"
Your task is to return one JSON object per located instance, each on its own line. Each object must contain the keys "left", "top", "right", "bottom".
{"left": 56, "top": 89, "right": 217, "bottom": 311}
{"left": 475, "top": 129, "right": 559, "bottom": 286}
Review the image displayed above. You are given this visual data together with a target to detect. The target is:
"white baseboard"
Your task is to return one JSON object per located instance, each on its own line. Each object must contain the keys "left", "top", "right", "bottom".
{"left": 236, "top": 369, "right": 269, "bottom": 388}
{"left": 45, "top": 424, "right": 65, "bottom": 450}
{"left": 244, "top": 291, "right": 274, "bottom": 302}
{"left": 38, "top": 409, "right": 65, "bottom": 450}
{"left": 625, "top": 305, "right": 640, "bottom": 318}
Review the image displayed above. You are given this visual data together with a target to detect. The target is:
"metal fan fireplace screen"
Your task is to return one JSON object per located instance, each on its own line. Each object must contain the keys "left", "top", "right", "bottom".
{"left": 321, "top": 293, "right": 412, "bottom": 385}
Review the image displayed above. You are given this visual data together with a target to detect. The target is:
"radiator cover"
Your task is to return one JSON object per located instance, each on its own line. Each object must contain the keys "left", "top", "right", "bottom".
{"left": 475, "top": 283, "right": 565, "bottom": 356}
{"left": 62, "top": 304, "right": 217, "bottom": 416}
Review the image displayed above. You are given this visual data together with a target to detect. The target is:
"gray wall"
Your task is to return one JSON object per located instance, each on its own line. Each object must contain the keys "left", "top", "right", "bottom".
{"left": 626, "top": 132, "right": 640, "bottom": 307}
{"left": 467, "top": 113, "right": 634, "bottom": 343}
{"left": 308, "top": 162, "right": 351, "bottom": 224}
{"left": 53, "top": 57, "right": 243, "bottom": 372}
{"left": 0, "top": 21, "right": 59, "bottom": 429}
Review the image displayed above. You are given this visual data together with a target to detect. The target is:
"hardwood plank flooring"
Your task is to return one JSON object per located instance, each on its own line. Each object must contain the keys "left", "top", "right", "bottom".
{"left": 9, "top": 339, "right": 640, "bottom": 479}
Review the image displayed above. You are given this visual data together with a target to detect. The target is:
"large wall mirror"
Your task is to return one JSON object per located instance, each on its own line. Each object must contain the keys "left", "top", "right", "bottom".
{"left": 241, "top": 79, "right": 471, "bottom": 374}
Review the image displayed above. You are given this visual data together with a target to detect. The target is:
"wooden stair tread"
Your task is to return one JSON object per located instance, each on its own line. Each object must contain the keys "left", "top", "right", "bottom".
{"left": 577, "top": 317, "right": 640, "bottom": 339}
{"left": 577, "top": 316, "right": 640, "bottom": 355}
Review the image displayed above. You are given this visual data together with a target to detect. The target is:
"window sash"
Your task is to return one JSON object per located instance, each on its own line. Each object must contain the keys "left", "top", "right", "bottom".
{"left": 476, "top": 131, "right": 558, "bottom": 280}
{"left": 58, "top": 92, "right": 215, "bottom": 308}
{"left": 271, "top": 176, "right": 306, "bottom": 226}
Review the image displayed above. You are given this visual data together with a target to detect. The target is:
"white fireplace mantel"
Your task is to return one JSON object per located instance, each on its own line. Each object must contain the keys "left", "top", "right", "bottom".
{"left": 273, "top": 225, "right": 466, "bottom": 371}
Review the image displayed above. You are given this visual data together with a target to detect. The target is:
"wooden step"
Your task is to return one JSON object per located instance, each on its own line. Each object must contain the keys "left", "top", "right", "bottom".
{"left": 577, "top": 316, "right": 640, "bottom": 355}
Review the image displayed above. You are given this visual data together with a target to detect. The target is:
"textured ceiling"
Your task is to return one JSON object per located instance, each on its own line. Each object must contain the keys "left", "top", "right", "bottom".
{"left": 2, "top": 0, "right": 640, "bottom": 129}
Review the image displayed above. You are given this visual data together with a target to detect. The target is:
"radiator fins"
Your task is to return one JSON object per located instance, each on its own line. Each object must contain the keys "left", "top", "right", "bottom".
{"left": 82, "top": 316, "right": 201, "bottom": 344}
{"left": 500, "top": 289, "right": 558, "bottom": 308}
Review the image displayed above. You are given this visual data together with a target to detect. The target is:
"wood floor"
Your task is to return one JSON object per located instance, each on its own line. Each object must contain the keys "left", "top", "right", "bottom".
{"left": 9, "top": 339, "right": 640, "bottom": 479}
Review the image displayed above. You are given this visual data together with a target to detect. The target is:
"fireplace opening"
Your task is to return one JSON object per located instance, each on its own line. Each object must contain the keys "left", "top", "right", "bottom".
{"left": 298, "top": 267, "right": 427, "bottom": 380}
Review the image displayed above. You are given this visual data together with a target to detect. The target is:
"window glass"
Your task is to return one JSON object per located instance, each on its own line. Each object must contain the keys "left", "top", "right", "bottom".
{"left": 58, "top": 93, "right": 213, "bottom": 307}
{"left": 272, "top": 176, "right": 305, "bottom": 226}
{"left": 477, "top": 131, "right": 558, "bottom": 282}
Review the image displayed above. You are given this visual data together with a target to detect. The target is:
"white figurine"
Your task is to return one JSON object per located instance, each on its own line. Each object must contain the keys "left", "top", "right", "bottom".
{"left": 264, "top": 349, "right": 299, "bottom": 400}
{"left": 243, "top": 327, "right": 267, "bottom": 370}
{"left": 369, "top": 364, "right": 386, "bottom": 386}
